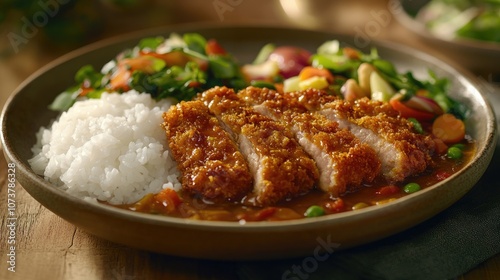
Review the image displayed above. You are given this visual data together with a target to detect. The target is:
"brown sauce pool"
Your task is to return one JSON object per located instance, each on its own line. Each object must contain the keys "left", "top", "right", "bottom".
{"left": 111, "top": 137, "right": 475, "bottom": 222}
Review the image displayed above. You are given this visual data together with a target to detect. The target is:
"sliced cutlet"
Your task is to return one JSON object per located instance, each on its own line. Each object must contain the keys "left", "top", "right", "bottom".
{"left": 162, "top": 100, "right": 252, "bottom": 202}
{"left": 288, "top": 89, "right": 435, "bottom": 182}
{"left": 198, "top": 86, "right": 319, "bottom": 206}
{"left": 239, "top": 87, "right": 380, "bottom": 196}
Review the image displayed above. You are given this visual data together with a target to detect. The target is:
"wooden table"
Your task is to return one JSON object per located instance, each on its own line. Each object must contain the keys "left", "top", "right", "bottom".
{"left": 1, "top": 1, "right": 499, "bottom": 279}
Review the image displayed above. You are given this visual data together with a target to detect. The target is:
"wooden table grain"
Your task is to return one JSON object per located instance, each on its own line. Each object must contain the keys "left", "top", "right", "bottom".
{"left": 1, "top": 1, "right": 499, "bottom": 279}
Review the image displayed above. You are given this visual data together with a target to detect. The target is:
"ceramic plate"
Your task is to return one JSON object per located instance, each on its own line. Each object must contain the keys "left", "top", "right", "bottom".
{"left": 1, "top": 25, "right": 496, "bottom": 260}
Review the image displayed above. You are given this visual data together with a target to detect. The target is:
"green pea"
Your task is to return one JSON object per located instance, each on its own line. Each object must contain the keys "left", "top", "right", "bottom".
{"left": 403, "top": 182, "right": 421, "bottom": 194}
{"left": 408, "top": 118, "right": 423, "bottom": 134}
{"left": 447, "top": 147, "right": 463, "bottom": 159}
{"left": 250, "top": 80, "right": 276, "bottom": 90}
{"left": 304, "top": 205, "right": 325, "bottom": 218}
{"left": 451, "top": 143, "right": 465, "bottom": 150}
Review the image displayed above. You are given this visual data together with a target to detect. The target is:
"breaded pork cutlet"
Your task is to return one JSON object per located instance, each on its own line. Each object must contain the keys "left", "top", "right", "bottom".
{"left": 239, "top": 87, "right": 381, "bottom": 196}
{"left": 321, "top": 98, "right": 435, "bottom": 181}
{"left": 198, "top": 87, "right": 319, "bottom": 206}
{"left": 288, "top": 89, "right": 435, "bottom": 182}
{"left": 162, "top": 100, "right": 252, "bottom": 202}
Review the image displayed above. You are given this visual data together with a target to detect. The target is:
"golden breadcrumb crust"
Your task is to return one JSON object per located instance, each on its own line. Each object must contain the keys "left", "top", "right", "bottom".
{"left": 199, "top": 87, "right": 319, "bottom": 205}
{"left": 162, "top": 100, "right": 252, "bottom": 202}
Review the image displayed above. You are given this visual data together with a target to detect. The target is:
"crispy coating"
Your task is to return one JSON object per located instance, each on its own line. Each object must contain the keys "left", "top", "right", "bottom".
{"left": 322, "top": 98, "right": 435, "bottom": 181}
{"left": 239, "top": 87, "right": 381, "bottom": 196}
{"left": 287, "top": 89, "right": 435, "bottom": 182}
{"left": 285, "top": 88, "right": 339, "bottom": 111}
{"left": 162, "top": 100, "right": 252, "bottom": 202}
{"left": 198, "top": 87, "right": 319, "bottom": 205}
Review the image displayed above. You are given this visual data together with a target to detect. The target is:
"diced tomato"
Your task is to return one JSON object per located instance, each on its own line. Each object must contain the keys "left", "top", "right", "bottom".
{"left": 389, "top": 99, "right": 435, "bottom": 121}
{"left": 108, "top": 66, "right": 131, "bottom": 91}
{"left": 324, "top": 198, "right": 345, "bottom": 213}
{"left": 78, "top": 87, "right": 94, "bottom": 97}
{"left": 186, "top": 80, "right": 202, "bottom": 88}
{"left": 205, "top": 39, "right": 227, "bottom": 55}
{"left": 253, "top": 207, "right": 278, "bottom": 221}
{"left": 153, "top": 188, "right": 182, "bottom": 214}
{"left": 435, "top": 171, "right": 452, "bottom": 181}
{"left": 376, "top": 185, "right": 400, "bottom": 196}
{"left": 433, "top": 138, "right": 449, "bottom": 155}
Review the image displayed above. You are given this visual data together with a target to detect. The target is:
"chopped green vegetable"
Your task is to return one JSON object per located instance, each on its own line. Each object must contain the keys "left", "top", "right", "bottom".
{"left": 452, "top": 143, "right": 466, "bottom": 150}
{"left": 370, "top": 71, "right": 395, "bottom": 102}
{"left": 250, "top": 80, "right": 276, "bottom": 90}
{"left": 253, "top": 43, "right": 275, "bottom": 64}
{"left": 419, "top": 0, "right": 500, "bottom": 43}
{"left": 447, "top": 146, "right": 463, "bottom": 159}
{"left": 75, "top": 65, "right": 104, "bottom": 87}
{"left": 457, "top": 9, "right": 500, "bottom": 42}
{"left": 183, "top": 33, "right": 207, "bottom": 54}
{"left": 311, "top": 54, "right": 361, "bottom": 73}
{"left": 208, "top": 55, "right": 239, "bottom": 79}
{"left": 304, "top": 205, "right": 325, "bottom": 217}
{"left": 48, "top": 86, "right": 79, "bottom": 111}
{"left": 149, "top": 57, "right": 167, "bottom": 73}
{"left": 138, "top": 36, "right": 165, "bottom": 50}
{"left": 50, "top": 33, "right": 250, "bottom": 111}
{"left": 86, "top": 89, "right": 106, "bottom": 99}
{"left": 372, "top": 59, "right": 397, "bottom": 76}
{"left": 49, "top": 31, "right": 467, "bottom": 124}
{"left": 403, "top": 183, "right": 421, "bottom": 194}
{"left": 317, "top": 40, "right": 341, "bottom": 55}
{"left": 149, "top": 62, "right": 206, "bottom": 100}
{"left": 408, "top": 118, "right": 424, "bottom": 134}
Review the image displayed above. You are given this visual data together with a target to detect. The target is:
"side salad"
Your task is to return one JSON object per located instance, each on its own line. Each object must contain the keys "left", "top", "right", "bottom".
{"left": 51, "top": 32, "right": 469, "bottom": 146}
{"left": 416, "top": 0, "right": 500, "bottom": 43}
{"left": 50, "top": 33, "right": 246, "bottom": 111}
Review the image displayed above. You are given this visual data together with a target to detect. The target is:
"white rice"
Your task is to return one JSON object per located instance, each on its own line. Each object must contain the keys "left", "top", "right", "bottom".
{"left": 29, "top": 91, "right": 181, "bottom": 205}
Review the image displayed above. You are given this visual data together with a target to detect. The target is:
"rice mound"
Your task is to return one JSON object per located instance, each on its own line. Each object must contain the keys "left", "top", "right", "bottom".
{"left": 29, "top": 91, "right": 181, "bottom": 205}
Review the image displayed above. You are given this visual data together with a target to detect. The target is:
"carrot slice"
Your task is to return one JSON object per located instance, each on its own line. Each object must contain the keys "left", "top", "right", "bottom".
{"left": 108, "top": 66, "right": 131, "bottom": 91}
{"left": 432, "top": 113, "right": 465, "bottom": 144}
{"left": 389, "top": 99, "right": 435, "bottom": 121}
{"left": 298, "top": 66, "right": 334, "bottom": 83}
